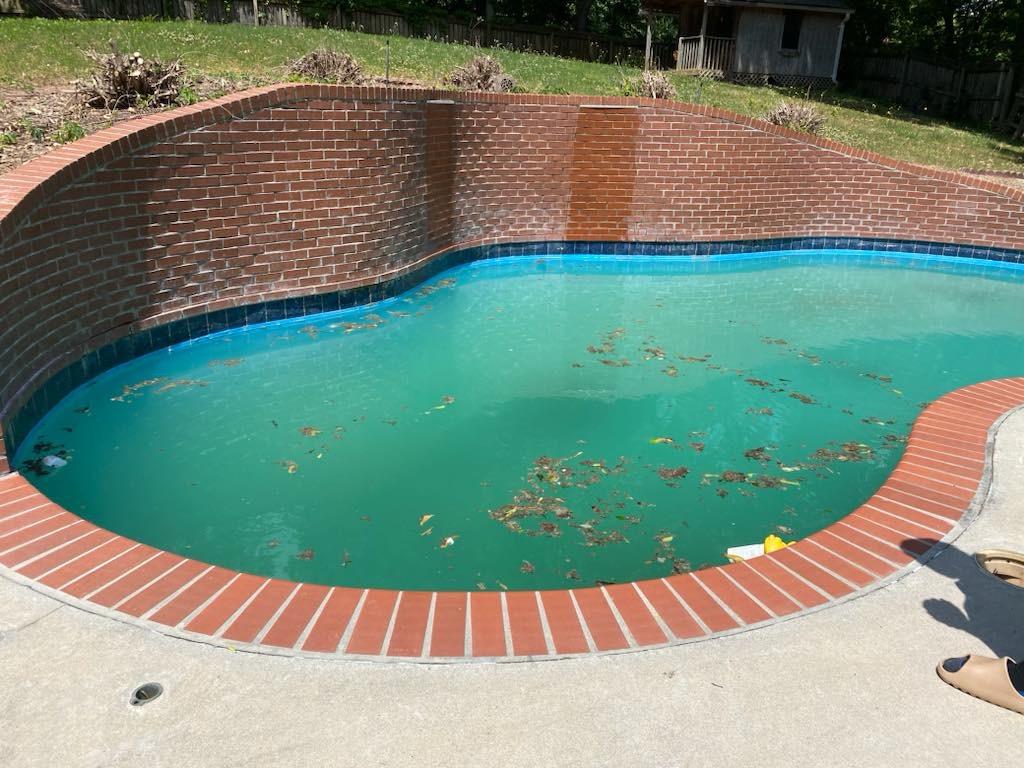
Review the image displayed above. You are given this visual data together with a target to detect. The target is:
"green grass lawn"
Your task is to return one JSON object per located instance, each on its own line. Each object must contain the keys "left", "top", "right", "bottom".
{"left": 1, "top": 16, "right": 1021, "bottom": 172}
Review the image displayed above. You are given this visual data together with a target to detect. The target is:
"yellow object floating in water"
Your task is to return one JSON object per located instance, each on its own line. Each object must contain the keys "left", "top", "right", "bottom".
{"left": 763, "top": 534, "right": 796, "bottom": 553}
{"left": 726, "top": 533, "right": 798, "bottom": 562}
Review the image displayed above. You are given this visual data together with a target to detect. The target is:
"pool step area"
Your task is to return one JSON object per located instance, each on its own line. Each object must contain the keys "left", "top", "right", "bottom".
{"left": 1, "top": 377, "right": 1021, "bottom": 661}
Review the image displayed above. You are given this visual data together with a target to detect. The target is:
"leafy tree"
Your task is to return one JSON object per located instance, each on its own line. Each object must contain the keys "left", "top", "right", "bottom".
{"left": 844, "top": 0, "right": 1024, "bottom": 62}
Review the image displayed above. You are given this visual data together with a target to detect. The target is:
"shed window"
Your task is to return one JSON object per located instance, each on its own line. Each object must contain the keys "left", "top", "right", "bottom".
{"left": 781, "top": 11, "right": 803, "bottom": 51}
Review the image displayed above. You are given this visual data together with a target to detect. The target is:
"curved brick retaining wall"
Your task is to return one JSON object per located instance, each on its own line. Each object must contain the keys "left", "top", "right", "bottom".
{"left": 4, "top": 85, "right": 1024, "bottom": 465}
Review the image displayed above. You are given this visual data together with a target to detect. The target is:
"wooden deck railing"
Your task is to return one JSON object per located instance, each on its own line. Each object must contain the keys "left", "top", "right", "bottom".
{"left": 677, "top": 36, "right": 736, "bottom": 76}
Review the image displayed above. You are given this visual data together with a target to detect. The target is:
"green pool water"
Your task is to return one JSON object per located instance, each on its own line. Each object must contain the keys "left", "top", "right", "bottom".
{"left": 14, "top": 250, "right": 1024, "bottom": 591}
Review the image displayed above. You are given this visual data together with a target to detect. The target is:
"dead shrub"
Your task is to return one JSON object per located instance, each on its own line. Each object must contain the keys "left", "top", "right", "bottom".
{"left": 620, "top": 70, "right": 675, "bottom": 100}
{"left": 289, "top": 48, "right": 364, "bottom": 84}
{"left": 446, "top": 55, "right": 516, "bottom": 92}
{"left": 763, "top": 101, "right": 826, "bottom": 135}
{"left": 79, "top": 43, "right": 185, "bottom": 110}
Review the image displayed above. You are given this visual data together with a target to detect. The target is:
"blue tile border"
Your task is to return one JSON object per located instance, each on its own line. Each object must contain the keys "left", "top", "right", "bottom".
{"left": 3, "top": 235, "right": 1024, "bottom": 462}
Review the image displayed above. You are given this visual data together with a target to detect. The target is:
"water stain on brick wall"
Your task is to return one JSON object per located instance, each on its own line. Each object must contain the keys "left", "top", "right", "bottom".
{"left": 567, "top": 106, "right": 640, "bottom": 240}
{"left": 425, "top": 100, "right": 456, "bottom": 248}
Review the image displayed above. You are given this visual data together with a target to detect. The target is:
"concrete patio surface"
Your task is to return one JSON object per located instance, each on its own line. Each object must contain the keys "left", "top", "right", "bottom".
{"left": 2, "top": 411, "right": 1023, "bottom": 768}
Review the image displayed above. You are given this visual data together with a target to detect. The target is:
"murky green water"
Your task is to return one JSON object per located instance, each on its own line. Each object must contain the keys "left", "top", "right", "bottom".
{"left": 15, "top": 250, "right": 1024, "bottom": 590}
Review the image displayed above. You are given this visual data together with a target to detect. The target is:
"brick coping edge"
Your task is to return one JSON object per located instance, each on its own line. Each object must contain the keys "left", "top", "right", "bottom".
{"left": 0, "top": 379, "right": 1021, "bottom": 662}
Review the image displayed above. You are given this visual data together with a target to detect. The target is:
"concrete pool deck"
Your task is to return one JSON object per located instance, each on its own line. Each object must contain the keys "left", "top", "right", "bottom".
{"left": 1, "top": 411, "right": 1022, "bottom": 766}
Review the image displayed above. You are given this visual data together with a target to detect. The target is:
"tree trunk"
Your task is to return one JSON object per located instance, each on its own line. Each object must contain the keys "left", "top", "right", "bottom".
{"left": 575, "top": 0, "right": 593, "bottom": 33}
{"left": 942, "top": 0, "right": 957, "bottom": 57}
{"left": 1013, "top": 0, "right": 1024, "bottom": 63}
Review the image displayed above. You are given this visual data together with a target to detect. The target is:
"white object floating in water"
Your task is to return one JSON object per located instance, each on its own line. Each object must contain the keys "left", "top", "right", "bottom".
{"left": 725, "top": 543, "right": 764, "bottom": 562}
{"left": 42, "top": 455, "right": 68, "bottom": 468}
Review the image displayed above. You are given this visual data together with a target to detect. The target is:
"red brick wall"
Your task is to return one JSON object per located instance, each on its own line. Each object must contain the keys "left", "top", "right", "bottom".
{"left": 2, "top": 84, "right": 1024, "bottom": 439}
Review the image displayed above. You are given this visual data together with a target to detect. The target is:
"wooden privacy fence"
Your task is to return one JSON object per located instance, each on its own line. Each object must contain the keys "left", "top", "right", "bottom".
{"left": 854, "top": 52, "right": 1018, "bottom": 127}
{"left": 6, "top": 0, "right": 677, "bottom": 68}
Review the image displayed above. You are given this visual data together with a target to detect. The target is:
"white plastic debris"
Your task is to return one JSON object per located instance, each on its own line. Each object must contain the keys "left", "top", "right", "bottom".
{"left": 41, "top": 455, "right": 67, "bottom": 468}
{"left": 725, "top": 543, "right": 764, "bottom": 562}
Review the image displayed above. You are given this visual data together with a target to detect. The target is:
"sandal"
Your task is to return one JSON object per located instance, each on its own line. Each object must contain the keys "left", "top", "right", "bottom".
{"left": 936, "top": 655, "right": 1024, "bottom": 715}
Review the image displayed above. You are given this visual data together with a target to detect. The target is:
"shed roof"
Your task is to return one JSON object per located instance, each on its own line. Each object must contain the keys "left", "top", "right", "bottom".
{"left": 645, "top": 0, "right": 851, "bottom": 14}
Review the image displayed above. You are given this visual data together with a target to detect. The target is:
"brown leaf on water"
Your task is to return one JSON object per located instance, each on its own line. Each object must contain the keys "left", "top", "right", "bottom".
{"left": 439, "top": 535, "right": 458, "bottom": 549}
{"left": 419, "top": 514, "right": 434, "bottom": 526}
{"left": 299, "top": 325, "right": 319, "bottom": 340}
{"left": 762, "top": 337, "right": 788, "bottom": 345}
{"left": 421, "top": 527, "right": 433, "bottom": 536}
{"left": 341, "top": 550, "right": 352, "bottom": 567}
{"left": 476, "top": 582, "right": 487, "bottom": 590}
{"left": 656, "top": 466, "right": 689, "bottom": 481}
{"left": 299, "top": 426, "right": 322, "bottom": 436}
{"left": 719, "top": 470, "right": 747, "bottom": 483}
{"left": 296, "top": 548, "right": 314, "bottom": 560}
{"left": 862, "top": 416, "right": 895, "bottom": 426}
{"left": 789, "top": 392, "right": 815, "bottom": 405}
{"left": 266, "top": 539, "right": 279, "bottom": 548}
{"left": 520, "top": 560, "right": 535, "bottom": 574}
{"left": 539, "top": 521, "right": 561, "bottom": 537}
{"left": 111, "top": 376, "right": 170, "bottom": 402}
{"left": 744, "top": 446, "right": 772, "bottom": 464}
{"left": 688, "top": 441, "right": 705, "bottom": 452}
{"left": 862, "top": 372, "right": 893, "bottom": 383}
{"left": 745, "top": 378, "right": 771, "bottom": 388}
{"left": 746, "top": 407, "right": 774, "bottom": 416}
{"left": 663, "top": 365, "right": 679, "bottom": 377}
{"left": 154, "top": 378, "right": 208, "bottom": 394}
{"left": 565, "top": 569, "right": 581, "bottom": 581}
{"left": 277, "top": 459, "right": 299, "bottom": 474}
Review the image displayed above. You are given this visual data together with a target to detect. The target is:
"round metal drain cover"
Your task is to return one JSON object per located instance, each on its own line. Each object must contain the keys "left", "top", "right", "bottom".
{"left": 130, "top": 682, "right": 163, "bottom": 706}
{"left": 976, "top": 549, "right": 1024, "bottom": 588}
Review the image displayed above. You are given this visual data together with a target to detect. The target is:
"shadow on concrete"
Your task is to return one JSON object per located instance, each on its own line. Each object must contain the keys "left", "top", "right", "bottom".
{"left": 911, "top": 538, "right": 1024, "bottom": 657}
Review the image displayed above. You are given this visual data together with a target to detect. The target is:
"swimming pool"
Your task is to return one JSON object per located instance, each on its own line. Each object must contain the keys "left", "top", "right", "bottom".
{"left": 13, "top": 248, "right": 1024, "bottom": 592}
{"left": 4, "top": 85, "right": 1024, "bottom": 659}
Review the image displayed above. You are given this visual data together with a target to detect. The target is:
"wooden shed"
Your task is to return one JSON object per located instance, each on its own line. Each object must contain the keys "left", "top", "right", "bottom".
{"left": 644, "top": 0, "right": 852, "bottom": 87}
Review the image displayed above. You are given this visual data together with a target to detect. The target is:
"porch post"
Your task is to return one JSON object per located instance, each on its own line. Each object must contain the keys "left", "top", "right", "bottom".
{"left": 697, "top": 2, "right": 708, "bottom": 71}
{"left": 831, "top": 12, "right": 851, "bottom": 83}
